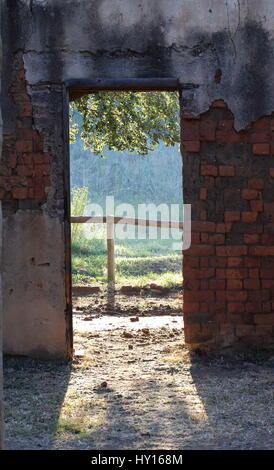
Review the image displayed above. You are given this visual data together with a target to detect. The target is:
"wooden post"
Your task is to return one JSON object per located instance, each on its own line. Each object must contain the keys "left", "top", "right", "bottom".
{"left": 107, "top": 218, "right": 115, "bottom": 285}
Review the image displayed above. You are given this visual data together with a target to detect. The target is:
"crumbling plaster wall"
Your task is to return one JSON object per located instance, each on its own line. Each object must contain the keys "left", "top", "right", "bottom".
{"left": 2, "top": 0, "right": 274, "bottom": 357}
{"left": 0, "top": 2, "right": 4, "bottom": 448}
{"left": 4, "top": 0, "right": 274, "bottom": 129}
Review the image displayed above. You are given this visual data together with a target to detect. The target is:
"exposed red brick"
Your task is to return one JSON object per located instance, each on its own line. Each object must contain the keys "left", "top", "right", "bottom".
{"left": 200, "top": 210, "right": 207, "bottom": 221}
{"left": 12, "top": 187, "right": 29, "bottom": 199}
{"left": 216, "top": 268, "right": 248, "bottom": 279}
{"left": 249, "top": 268, "right": 259, "bottom": 278}
{"left": 33, "top": 153, "right": 50, "bottom": 164}
{"left": 17, "top": 165, "right": 34, "bottom": 176}
{"left": 236, "top": 325, "right": 255, "bottom": 336}
{"left": 182, "top": 127, "right": 200, "bottom": 141}
{"left": 200, "top": 257, "right": 209, "bottom": 268}
{"left": 262, "top": 280, "right": 274, "bottom": 288}
{"left": 199, "top": 188, "right": 207, "bottom": 200}
{"left": 227, "top": 302, "right": 245, "bottom": 313}
{"left": 250, "top": 246, "right": 274, "bottom": 256}
{"left": 256, "top": 325, "right": 273, "bottom": 335}
{"left": 191, "top": 233, "right": 201, "bottom": 244}
{"left": 241, "top": 211, "right": 258, "bottom": 223}
{"left": 0, "top": 164, "right": 12, "bottom": 176}
{"left": 209, "top": 279, "right": 225, "bottom": 290}
{"left": 248, "top": 178, "right": 264, "bottom": 189}
{"left": 209, "top": 257, "right": 227, "bottom": 268}
{"left": 244, "top": 257, "right": 260, "bottom": 267}
{"left": 250, "top": 200, "right": 263, "bottom": 212}
{"left": 260, "top": 268, "right": 274, "bottom": 279}
{"left": 201, "top": 164, "right": 218, "bottom": 177}
{"left": 253, "top": 118, "right": 270, "bottom": 130}
{"left": 18, "top": 154, "right": 33, "bottom": 165}
{"left": 250, "top": 132, "right": 272, "bottom": 143}
{"left": 227, "top": 257, "right": 243, "bottom": 268}
{"left": 216, "top": 130, "right": 240, "bottom": 143}
{"left": 34, "top": 164, "right": 50, "bottom": 177}
{"left": 209, "top": 234, "right": 225, "bottom": 245}
{"left": 244, "top": 279, "right": 260, "bottom": 289}
{"left": 15, "top": 140, "right": 33, "bottom": 153}
{"left": 18, "top": 103, "right": 32, "bottom": 117}
{"left": 212, "top": 100, "right": 227, "bottom": 108}
{"left": 244, "top": 234, "right": 259, "bottom": 244}
{"left": 216, "top": 246, "right": 247, "bottom": 256}
{"left": 242, "top": 189, "right": 261, "bottom": 200}
{"left": 219, "top": 165, "right": 235, "bottom": 176}
{"left": 227, "top": 280, "right": 242, "bottom": 290}
{"left": 184, "top": 290, "right": 215, "bottom": 302}
{"left": 183, "top": 140, "right": 201, "bottom": 152}
{"left": 17, "top": 129, "right": 35, "bottom": 140}
{"left": 226, "top": 291, "right": 248, "bottom": 301}
{"left": 254, "top": 314, "right": 274, "bottom": 325}
{"left": 224, "top": 211, "right": 240, "bottom": 222}
{"left": 192, "top": 221, "right": 216, "bottom": 233}
{"left": 183, "top": 279, "right": 200, "bottom": 290}
{"left": 262, "top": 302, "right": 271, "bottom": 312}
{"left": 34, "top": 187, "right": 46, "bottom": 199}
{"left": 7, "top": 153, "right": 17, "bottom": 168}
{"left": 216, "top": 222, "right": 232, "bottom": 233}
{"left": 200, "top": 121, "right": 216, "bottom": 141}
{"left": 253, "top": 143, "right": 270, "bottom": 155}
{"left": 248, "top": 290, "right": 270, "bottom": 302}
{"left": 219, "top": 324, "right": 235, "bottom": 335}
{"left": 183, "top": 302, "right": 200, "bottom": 313}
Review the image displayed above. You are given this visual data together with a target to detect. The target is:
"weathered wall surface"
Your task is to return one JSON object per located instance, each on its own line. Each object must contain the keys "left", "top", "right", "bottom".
{"left": 1, "top": 48, "right": 71, "bottom": 358}
{"left": 0, "top": 1, "right": 4, "bottom": 448}
{"left": 1, "top": 0, "right": 274, "bottom": 356}
{"left": 4, "top": 0, "right": 274, "bottom": 130}
{"left": 182, "top": 102, "right": 274, "bottom": 349}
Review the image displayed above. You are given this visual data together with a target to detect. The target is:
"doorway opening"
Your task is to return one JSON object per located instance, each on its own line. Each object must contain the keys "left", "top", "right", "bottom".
{"left": 67, "top": 82, "right": 184, "bottom": 357}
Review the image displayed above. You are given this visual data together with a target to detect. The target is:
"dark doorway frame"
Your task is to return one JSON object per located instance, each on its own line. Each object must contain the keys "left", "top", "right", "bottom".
{"left": 63, "top": 78, "right": 182, "bottom": 358}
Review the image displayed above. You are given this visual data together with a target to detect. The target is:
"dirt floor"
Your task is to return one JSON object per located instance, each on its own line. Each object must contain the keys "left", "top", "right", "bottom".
{"left": 4, "top": 289, "right": 274, "bottom": 450}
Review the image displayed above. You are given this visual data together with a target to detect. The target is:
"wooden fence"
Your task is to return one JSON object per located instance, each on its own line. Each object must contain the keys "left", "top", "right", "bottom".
{"left": 71, "top": 216, "right": 183, "bottom": 284}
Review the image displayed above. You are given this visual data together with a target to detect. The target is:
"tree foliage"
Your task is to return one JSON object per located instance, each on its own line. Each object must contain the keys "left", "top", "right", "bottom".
{"left": 70, "top": 91, "right": 180, "bottom": 157}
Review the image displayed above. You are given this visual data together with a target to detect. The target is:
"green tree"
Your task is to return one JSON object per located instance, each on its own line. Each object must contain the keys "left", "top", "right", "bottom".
{"left": 70, "top": 91, "right": 180, "bottom": 157}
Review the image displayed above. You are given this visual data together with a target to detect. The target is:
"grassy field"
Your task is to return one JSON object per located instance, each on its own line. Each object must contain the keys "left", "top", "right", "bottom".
{"left": 71, "top": 224, "right": 182, "bottom": 288}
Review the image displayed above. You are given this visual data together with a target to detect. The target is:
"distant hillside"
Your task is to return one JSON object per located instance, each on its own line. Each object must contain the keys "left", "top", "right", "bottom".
{"left": 70, "top": 137, "right": 183, "bottom": 207}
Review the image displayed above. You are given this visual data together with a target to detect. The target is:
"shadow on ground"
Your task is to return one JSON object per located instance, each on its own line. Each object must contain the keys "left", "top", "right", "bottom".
{"left": 4, "top": 356, "right": 71, "bottom": 450}
{"left": 3, "top": 313, "right": 274, "bottom": 450}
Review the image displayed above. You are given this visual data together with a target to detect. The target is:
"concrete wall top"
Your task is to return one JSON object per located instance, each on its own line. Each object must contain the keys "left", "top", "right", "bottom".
{"left": 3, "top": 0, "right": 274, "bottom": 128}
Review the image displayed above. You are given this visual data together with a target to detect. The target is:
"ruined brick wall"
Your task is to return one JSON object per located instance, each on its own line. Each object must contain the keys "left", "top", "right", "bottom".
{"left": 2, "top": 0, "right": 274, "bottom": 357}
{"left": 0, "top": 6, "right": 4, "bottom": 448}
{"left": 182, "top": 101, "right": 274, "bottom": 350}
{"left": 1, "top": 52, "right": 50, "bottom": 202}
{"left": 1, "top": 46, "right": 70, "bottom": 358}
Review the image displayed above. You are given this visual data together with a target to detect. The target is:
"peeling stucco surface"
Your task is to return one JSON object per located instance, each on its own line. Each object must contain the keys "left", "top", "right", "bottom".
{"left": 2, "top": 0, "right": 274, "bottom": 358}
{"left": 0, "top": 3, "right": 4, "bottom": 448}
{"left": 3, "top": 211, "right": 68, "bottom": 358}
{"left": 3, "top": 0, "right": 274, "bottom": 130}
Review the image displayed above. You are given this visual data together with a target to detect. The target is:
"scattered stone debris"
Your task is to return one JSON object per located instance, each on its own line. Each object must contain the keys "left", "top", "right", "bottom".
{"left": 120, "top": 286, "right": 142, "bottom": 295}
{"left": 149, "top": 283, "right": 170, "bottom": 295}
{"left": 122, "top": 331, "right": 134, "bottom": 339}
{"left": 72, "top": 286, "right": 101, "bottom": 295}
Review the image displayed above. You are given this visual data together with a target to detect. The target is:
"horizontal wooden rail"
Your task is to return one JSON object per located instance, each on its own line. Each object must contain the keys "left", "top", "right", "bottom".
{"left": 71, "top": 216, "right": 183, "bottom": 230}
{"left": 71, "top": 215, "right": 183, "bottom": 285}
